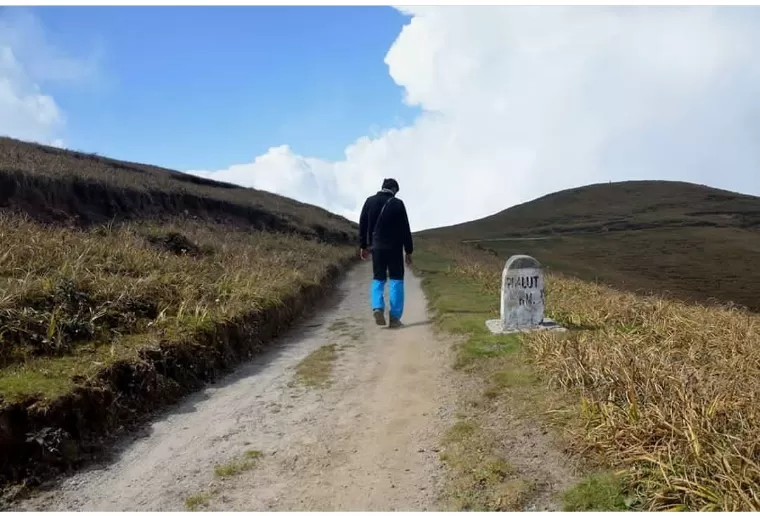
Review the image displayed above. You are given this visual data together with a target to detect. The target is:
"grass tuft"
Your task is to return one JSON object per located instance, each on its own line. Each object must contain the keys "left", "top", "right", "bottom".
{"left": 328, "top": 318, "right": 364, "bottom": 342}
{"left": 294, "top": 344, "right": 338, "bottom": 388}
{"left": 184, "top": 490, "right": 215, "bottom": 511}
{"left": 562, "top": 472, "right": 629, "bottom": 511}
{"left": 439, "top": 416, "right": 531, "bottom": 511}
{"left": 213, "top": 449, "right": 264, "bottom": 479}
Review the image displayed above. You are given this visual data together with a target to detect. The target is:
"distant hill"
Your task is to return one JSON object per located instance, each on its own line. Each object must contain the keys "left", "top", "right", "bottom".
{"left": 419, "top": 180, "right": 760, "bottom": 312}
{"left": 0, "top": 136, "right": 356, "bottom": 245}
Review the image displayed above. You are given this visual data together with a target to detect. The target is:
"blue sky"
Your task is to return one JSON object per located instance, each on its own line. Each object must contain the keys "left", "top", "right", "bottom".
{"left": 24, "top": 6, "right": 419, "bottom": 171}
{"left": 3, "top": 6, "right": 760, "bottom": 230}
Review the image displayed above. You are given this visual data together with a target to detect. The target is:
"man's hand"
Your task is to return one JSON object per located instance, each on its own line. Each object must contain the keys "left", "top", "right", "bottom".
{"left": 360, "top": 248, "right": 370, "bottom": 261}
{"left": 405, "top": 253, "right": 413, "bottom": 266}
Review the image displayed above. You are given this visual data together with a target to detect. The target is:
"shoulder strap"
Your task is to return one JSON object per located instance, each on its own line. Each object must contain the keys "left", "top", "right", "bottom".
{"left": 371, "top": 196, "right": 395, "bottom": 240}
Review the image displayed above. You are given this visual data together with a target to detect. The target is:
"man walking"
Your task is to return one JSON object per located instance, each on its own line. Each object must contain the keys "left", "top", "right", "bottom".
{"left": 358, "top": 178, "right": 413, "bottom": 328}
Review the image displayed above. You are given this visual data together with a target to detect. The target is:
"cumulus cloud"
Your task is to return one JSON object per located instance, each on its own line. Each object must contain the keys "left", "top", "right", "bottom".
{"left": 0, "top": 8, "right": 95, "bottom": 146}
{"left": 189, "top": 6, "right": 760, "bottom": 231}
{"left": 0, "top": 46, "right": 64, "bottom": 145}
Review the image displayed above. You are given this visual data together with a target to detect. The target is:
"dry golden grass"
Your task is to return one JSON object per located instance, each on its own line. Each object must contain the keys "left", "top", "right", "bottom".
{"left": 0, "top": 136, "right": 356, "bottom": 244}
{"left": 0, "top": 213, "right": 354, "bottom": 402}
{"left": 418, "top": 237, "right": 760, "bottom": 511}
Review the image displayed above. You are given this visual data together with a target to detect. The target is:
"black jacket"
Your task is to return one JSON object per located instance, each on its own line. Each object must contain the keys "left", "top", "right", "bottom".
{"left": 359, "top": 190, "right": 413, "bottom": 254}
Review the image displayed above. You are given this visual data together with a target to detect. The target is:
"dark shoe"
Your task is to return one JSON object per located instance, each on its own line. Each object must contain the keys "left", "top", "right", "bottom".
{"left": 373, "top": 309, "right": 386, "bottom": 326}
{"left": 388, "top": 317, "right": 402, "bottom": 329}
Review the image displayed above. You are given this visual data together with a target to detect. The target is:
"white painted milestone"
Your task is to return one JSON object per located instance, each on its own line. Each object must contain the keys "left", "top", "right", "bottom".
{"left": 501, "top": 254, "right": 544, "bottom": 329}
{"left": 485, "top": 254, "right": 566, "bottom": 335}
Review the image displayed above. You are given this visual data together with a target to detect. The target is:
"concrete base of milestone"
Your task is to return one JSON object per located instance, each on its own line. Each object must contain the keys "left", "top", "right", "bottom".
{"left": 485, "top": 317, "right": 567, "bottom": 335}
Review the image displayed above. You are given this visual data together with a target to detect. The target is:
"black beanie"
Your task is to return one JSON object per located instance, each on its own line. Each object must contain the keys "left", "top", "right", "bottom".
{"left": 382, "top": 178, "right": 399, "bottom": 192}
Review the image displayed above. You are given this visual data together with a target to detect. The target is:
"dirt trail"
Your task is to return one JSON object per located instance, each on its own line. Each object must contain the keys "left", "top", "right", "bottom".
{"left": 17, "top": 263, "right": 456, "bottom": 511}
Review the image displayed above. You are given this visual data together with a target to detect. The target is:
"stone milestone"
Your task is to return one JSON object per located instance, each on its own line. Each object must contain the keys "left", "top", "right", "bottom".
{"left": 486, "top": 254, "right": 565, "bottom": 335}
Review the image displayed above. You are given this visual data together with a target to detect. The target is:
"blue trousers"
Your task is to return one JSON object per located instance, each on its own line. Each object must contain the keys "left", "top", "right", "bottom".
{"left": 370, "top": 247, "right": 405, "bottom": 320}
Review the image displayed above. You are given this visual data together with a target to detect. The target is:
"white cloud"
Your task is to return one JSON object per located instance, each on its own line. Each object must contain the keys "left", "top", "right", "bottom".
{"left": 0, "top": 8, "right": 93, "bottom": 147}
{"left": 189, "top": 6, "right": 760, "bottom": 231}
{"left": 0, "top": 46, "right": 64, "bottom": 144}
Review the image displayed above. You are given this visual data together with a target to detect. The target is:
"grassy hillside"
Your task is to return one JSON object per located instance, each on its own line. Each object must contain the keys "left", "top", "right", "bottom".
{"left": 414, "top": 238, "right": 760, "bottom": 511}
{"left": 0, "top": 138, "right": 357, "bottom": 493}
{"left": 419, "top": 180, "right": 760, "bottom": 311}
{"left": 0, "top": 136, "right": 356, "bottom": 244}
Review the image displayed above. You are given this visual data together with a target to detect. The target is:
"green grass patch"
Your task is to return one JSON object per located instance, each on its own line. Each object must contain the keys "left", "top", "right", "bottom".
{"left": 0, "top": 334, "right": 152, "bottom": 402}
{"left": 412, "top": 249, "right": 453, "bottom": 275}
{"left": 491, "top": 369, "right": 537, "bottom": 388}
{"left": 562, "top": 472, "right": 630, "bottom": 511}
{"left": 439, "top": 417, "right": 533, "bottom": 511}
{"left": 213, "top": 449, "right": 264, "bottom": 479}
{"left": 483, "top": 368, "right": 539, "bottom": 400}
{"left": 184, "top": 490, "right": 216, "bottom": 511}
{"left": 413, "top": 250, "right": 521, "bottom": 369}
{"left": 327, "top": 319, "right": 352, "bottom": 333}
{"left": 421, "top": 273, "right": 494, "bottom": 322}
{"left": 413, "top": 248, "right": 520, "bottom": 350}
{"left": 455, "top": 333, "right": 521, "bottom": 370}
{"left": 294, "top": 344, "right": 338, "bottom": 389}
{"left": 444, "top": 420, "right": 478, "bottom": 442}
{"left": 244, "top": 449, "right": 263, "bottom": 460}
{"left": 328, "top": 317, "right": 364, "bottom": 342}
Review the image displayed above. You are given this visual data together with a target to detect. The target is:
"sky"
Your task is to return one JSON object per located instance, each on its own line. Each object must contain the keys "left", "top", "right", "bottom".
{"left": 3, "top": 6, "right": 760, "bottom": 231}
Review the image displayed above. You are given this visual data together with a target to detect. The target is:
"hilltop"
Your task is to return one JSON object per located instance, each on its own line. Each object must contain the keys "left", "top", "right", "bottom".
{"left": 0, "top": 137, "right": 357, "bottom": 492}
{"left": 0, "top": 136, "right": 356, "bottom": 244}
{"left": 419, "top": 180, "right": 760, "bottom": 311}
